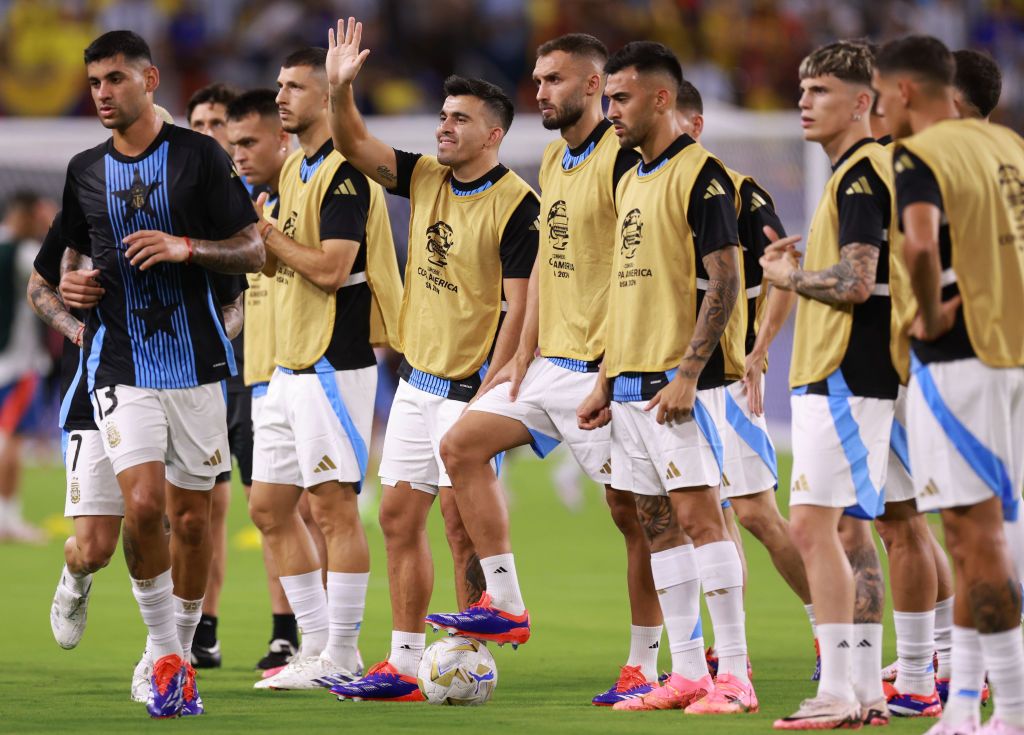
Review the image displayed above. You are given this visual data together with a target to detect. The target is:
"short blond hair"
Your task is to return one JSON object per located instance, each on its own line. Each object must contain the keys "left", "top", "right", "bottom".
{"left": 799, "top": 40, "right": 874, "bottom": 85}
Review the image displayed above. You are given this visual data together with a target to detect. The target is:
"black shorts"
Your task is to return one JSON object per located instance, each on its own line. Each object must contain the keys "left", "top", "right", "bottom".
{"left": 216, "top": 388, "right": 254, "bottom": 486}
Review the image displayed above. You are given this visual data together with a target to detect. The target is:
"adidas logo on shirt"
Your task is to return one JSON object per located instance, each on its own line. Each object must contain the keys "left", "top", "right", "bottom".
{"left": 202, "top": 449, "right": 222, "bottom": 467}
{"left": 314, "top": 455, "right": 338, "bottom": 473}
{"left": 333, "top": 178, "right": 358, "bottom": 196}
{"left": 844, "top": 176, "right": 874, "bottom": 196}
{"left": 749, "top": 191, "right": 768, "bottom": 212}
{"left": 895, "top": 153, "right": 916, "bottom": 174}
{"left": 703, "top": 179, "right": 727, "bottom": 199}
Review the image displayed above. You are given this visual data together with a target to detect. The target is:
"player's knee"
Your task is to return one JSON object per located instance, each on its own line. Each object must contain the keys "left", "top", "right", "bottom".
{"left": 122, "top": 487, "right": 164, "bottom": 529}
{"left": 248, "top": 500, "right": 279, "bottom": 535}
{"left": 171, "top": 507, "right": 209, "bottom": 547}
{"left": 605, "top": 492, "right": 642, "bottom": 536}
{"left": 439, "top": 427, "right": 478, "bottom": 474}
{"left": 788, "top": 514, "right": 822, "bottom": 555}
{"left": 79, "top": 536, "right": 117, "bottom": 571}
{"left": 379, "top": 499, "right": 415, "bottom": 543}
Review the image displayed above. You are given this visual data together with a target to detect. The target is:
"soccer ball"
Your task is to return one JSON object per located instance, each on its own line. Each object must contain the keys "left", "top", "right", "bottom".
{"left": 416, "top": 637, "right": 498, "bottom": 706}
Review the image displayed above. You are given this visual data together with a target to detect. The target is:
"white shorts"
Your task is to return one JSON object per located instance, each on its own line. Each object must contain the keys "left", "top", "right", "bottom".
{"left": 720, "top": 378, "right": 778, "bottom": 499}
{"left": 91, "top": 383, "right": 229, "bottom": 492}
{"left": 908, "top": 357, "right": 1024, "bottom": 518}
{"left": 252, "top": 366, "right": 375, "bottom": 490}
{"left": 610, "top": 386, "right": 725, "bottom": 496}
{"left": 63, "top": 429, "right": 122, "bottom": 517}
{"left": 379, "top": 378, "right": 500, "bottom": 494}
{"left": 468, "top": 357, "right": 611, "bottom": 483}
{"left": 883, "top": 386, "right": 915, "bottom": 505}
{"left": 250, "top": 383, "right": 268, "bottom": 428}
{"left": 789, "top": 388, "right": 894, "bottom": 519}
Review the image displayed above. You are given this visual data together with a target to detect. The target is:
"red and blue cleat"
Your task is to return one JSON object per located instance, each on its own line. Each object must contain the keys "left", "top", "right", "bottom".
{"left": 592, "top": 665, "right": 656, "bottom": 707}
{"left": 705, "top": 646, "right": 754, "bottom": 680}
{"left": 936, "top": 678, "right": 991, "bottom": 707}
{"left": 181, "top": 662, "right": 204, "bottom": 716}
{"left": 330, "top": 661, "right": 425, "bottom": 702}
{"left": 146, "top": 654, "right": 185, "bottom": 719}
{"left": 884, "top": 682, "right": 942, "bottom": 717}
{"left": 425, "top": 592, "right": 530, "bottom": 648}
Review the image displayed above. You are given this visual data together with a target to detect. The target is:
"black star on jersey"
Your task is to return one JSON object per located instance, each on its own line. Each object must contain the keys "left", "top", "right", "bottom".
{"left": 112, "top": 168, "right": 161, "bottom": 224}
{"left": 132, "top": 294, "right": 178, "bottom": 339}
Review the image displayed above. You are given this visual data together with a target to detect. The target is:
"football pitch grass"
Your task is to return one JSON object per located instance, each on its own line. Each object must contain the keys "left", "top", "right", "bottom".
{"left": 2, "top": 450, "right": 941, "bottom": 734}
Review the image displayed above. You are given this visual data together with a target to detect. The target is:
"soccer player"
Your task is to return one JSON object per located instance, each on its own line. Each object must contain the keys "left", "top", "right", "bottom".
{"left": 61, "top": 30, "right": 263, "bottom": 717}
{"left": 875, "top": 35, "right": 1024, "bottom": 735}
{"left": 440, "top": 33, "right": 663, "bottom": 705}
{"left": 247, "top": 46, "right": 403, "bottom": 691}
{"left": 185, "top": 80, "right": 245, "bottom": 669}
{"left": 0, "top": 191, "right": 53, "bottom": 543}
{"left": 325, "top": 18, "right": 537, "bottom": 701}
{"left": 674, "top": 82, "right": 816, "bottom": 670}
{"left": 763, "top": 41, "right": 899, "bottom": 729}
{"left": 952, "top": 49, "right": 1001, "bottom": 123}
{"left": 225, "top": 88, "right": 312, "bottom": 672}
{"left": 574, "top": 41, "right": 756, "bottom": 714}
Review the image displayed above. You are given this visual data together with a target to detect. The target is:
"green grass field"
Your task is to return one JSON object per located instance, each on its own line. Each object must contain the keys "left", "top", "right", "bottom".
{"left": 1, "top": 450, "right": 936, "bottom": 734}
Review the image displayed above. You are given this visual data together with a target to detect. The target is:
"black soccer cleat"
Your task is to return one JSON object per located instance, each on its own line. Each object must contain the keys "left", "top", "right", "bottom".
{"left": 190, "top": 641, "right": 222, "bottom": 669}
{"left": 256, "top": 638, "right": 297, "bottom": 671}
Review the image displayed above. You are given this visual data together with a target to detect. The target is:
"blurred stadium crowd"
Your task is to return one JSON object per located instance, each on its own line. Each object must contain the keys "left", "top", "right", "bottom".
{"left": 1, "top": 0, "right": 1021, "bottom": 126}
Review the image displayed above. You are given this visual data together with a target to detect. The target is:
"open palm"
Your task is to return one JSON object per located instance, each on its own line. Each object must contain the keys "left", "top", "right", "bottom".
{"left": 327, "top": 17, "right": 370, "bottom": 87}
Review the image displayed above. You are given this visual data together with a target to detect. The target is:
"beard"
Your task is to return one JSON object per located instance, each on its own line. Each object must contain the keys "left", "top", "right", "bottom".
{"left": 541, "top": 97, "right": 585, "bottom": 131}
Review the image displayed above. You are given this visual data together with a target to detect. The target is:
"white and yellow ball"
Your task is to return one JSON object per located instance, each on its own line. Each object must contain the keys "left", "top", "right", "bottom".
{"left": 417, "top": 637, "right": 498, "bottom": 706}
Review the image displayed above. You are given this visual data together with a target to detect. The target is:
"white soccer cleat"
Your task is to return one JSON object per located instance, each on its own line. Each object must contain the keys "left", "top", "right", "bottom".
{"left": 253, "top": 652, "right": 360, "bottom": 690}
{"left": 50, "top": 566, "right": 92, "bottom": 649}
{"left": 881, "top": 659, "right": 898, "bottom": 682}
{"left": 131, "top": 650, "right": 153, "bottom": 703}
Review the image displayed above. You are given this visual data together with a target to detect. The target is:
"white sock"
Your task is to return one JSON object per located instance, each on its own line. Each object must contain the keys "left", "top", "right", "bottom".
{"left": 650, "top": 544, "right": 707, "bottom": 681}
{"left": 696, "top": 540, "right": 749, "bottom": 684}
{"left": 173, "top": 595, "right": 204, "bottom": 662}
{"left": 325, "top": 571, "right": 368, "bottom": 672}
{"left": 935, "top": 596, "right": 954, "bottom": 679}
{"left": 626, "top": 624, "right": 662, "bottom": 682}
{"left": 817, "top": 623, "right": 856, "bottom": 702}
{"left": 389, "top": 630, "right": 425, "bottom": 676}
{"left": 63, "top": 564, "right": 91, "bottom": 595}
{"left": 852, "top": 623, "right": 885, "bottom": 705}
{"left": 893, "top": 610, "right": 936, "bottom": 695}
{"left": 131, "top": 570, "right": 180, "bottom": 660}
{"left": 481, "top": 553, "right": 525, "bottom": 615}
{"left": 942, "top": 625, "right": 985, "bottom": 726}
{"left": 279, "top": 570, "right": 328, "bottom": 657}
{"left": 980, "top": 627, "right": 1024, "bottom": 727}
{"left": 805, "top": 603, "right": 817, "bottom": 638}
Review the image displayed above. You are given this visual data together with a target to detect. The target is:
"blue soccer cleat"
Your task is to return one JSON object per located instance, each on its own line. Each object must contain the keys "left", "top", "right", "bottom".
{"left": 592, "top": 665, "right": 656, "bottom": 706}
{"left": 146, "top": 654, "right": 185, "bottom": 719}
{"left": 811, "top": 638, "right": 821, "bottom": 681}
{"left": 884, "top": 682, "right": 942, "bottom": 717}
{"left": 425, "top": 592, "right": 530, "bottom": 647}
{"left": 330, "top": 661, "right": 425, "bottom": 702}
{"left": 180, "top": 662, "right": 204, "bottom": 716}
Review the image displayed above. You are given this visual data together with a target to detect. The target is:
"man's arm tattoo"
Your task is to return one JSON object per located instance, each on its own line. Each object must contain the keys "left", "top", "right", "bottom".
{"left": 790, "top": 243, "right": 879, "bottom": 305}
{"left": 220, "top": 294, "right": 243, "bottom": 339}
{"left": 848, "top": 543, "right": 884, "bottom": 624}
{"left": 679, "top": 246, "right": 740, "bottom": 380}
{"left": 191, "top": 224, "right": 265, "bottom": 274}
{"left": 376, "top": 165, "right": 397, "bottom": 186}
{"left": 27, "top": 271, "right": 83, "bottom": 343}
{"left": 60, "top": 247, "right": 89, "bottom": 277}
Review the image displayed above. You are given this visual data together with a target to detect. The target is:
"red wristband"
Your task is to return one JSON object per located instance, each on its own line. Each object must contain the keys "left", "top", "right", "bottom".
{"left": 74, "top": 324, "right": 85, "bottom": 347}
{"left": 184, "top": 236, "right": 194, "bottom": 264}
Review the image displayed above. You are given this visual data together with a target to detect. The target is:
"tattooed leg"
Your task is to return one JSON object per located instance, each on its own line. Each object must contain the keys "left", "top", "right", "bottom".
{"left": 116, "top": 461, "right": 171, "bottom": 580}
{"left": 840, "top": 516, "right": 884, "bottom": 625}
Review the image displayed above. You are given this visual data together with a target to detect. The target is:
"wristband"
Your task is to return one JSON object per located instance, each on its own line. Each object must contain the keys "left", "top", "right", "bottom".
{"left": 260, "top": 221, "right": 274, "bottom": 243}
{"left": 74, "top": 324, "right": 85, "bottom": 347}
{"left": 184, "top": 236, "right": 194, "bottom": 265}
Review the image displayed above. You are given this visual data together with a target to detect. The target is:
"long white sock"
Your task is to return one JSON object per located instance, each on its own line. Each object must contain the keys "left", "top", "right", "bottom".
{"left": 626, "top": 624, "right": 662, "bottom": 682}
{"left": 480, "top": 553, "right": 525, "bottom": 615}
{"left": 279, "top": 570, "right": 328, "bottom": 657}
{"left": 325, "top": 571, "right": 368, "bottom": 672}
{"left": 980, "top": 627, "right": 1024, "bottom": 727}
{"left": 696, "top": 540, "right": 748, "bottom": 683}
{"left": 805, "top": 603, "right": 817, "bottom": 638}
{"left": 650, "top": 544, "right": 707, "bottom": 681}
{"left": 893, "top": 610, "right": 936, "bottom": 694}
{"left": 173, "top": 595, "right": 204, "bottom": 662}
{"left": 852, "top": 623, "right": 885, "bottom": 705}
{"left": 935, "top": 596, "right": 954, "bottom": 679}
{"left": 131, "top": 569, "right": 180, "bottom": 660}
{"left": 389, "top": 630, "right": 425, "bottom": 676}
{"left": 942, "top": 625, "right": 985, "bottom": 726}
{"left": 817, "top": 623, "right": 856, "bottom": 702}
{"left": 63, "top": 564, "right": 91, "bottom": 595}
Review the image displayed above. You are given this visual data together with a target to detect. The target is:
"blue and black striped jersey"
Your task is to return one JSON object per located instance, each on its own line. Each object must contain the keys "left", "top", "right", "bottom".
{"left": 60, "top": 123, "right": 254, "bottom": 392}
